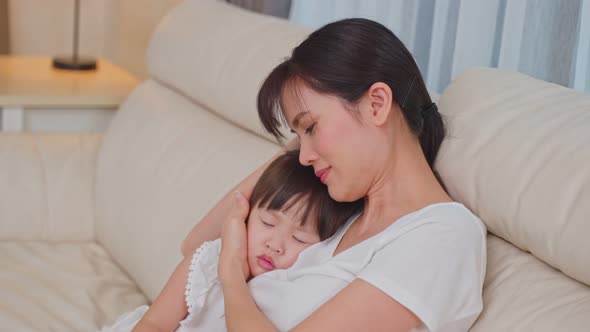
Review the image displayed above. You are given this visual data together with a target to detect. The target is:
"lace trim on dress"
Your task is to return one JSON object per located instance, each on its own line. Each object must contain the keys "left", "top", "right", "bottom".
{"left": 183, "top": 239, "right": 221, "bottom": 315}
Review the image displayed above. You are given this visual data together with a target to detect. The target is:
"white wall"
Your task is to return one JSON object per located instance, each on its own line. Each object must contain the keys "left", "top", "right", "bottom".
{"left": 8, "top": 0, "right": 107, "bottom": 59}
{"left": 102, "top": 0, "right": 183, "bottom": 78}
{"left": 8, "top": 0, "right": 183, "bottom": 79}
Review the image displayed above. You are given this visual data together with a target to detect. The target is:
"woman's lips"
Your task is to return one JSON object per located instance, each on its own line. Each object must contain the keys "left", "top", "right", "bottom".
{"left": 315, "top": 167, "right": 331, "bottom": 184}
{"left": 257, "top": 255, "right": 275, "bottom": 271}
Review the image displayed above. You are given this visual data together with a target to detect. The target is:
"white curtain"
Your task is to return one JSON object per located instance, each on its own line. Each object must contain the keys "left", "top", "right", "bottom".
{"left": 289, "top": 0, "right": 590, "bottom": 94}
{"left": 227, "top": 0, "right": 291, "bottom": 18}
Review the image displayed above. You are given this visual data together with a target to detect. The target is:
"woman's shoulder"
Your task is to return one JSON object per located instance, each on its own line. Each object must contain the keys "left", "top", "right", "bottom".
{"left": 420, "top": 202, "right": 486, "bottom": 232}
{"left": 376, "top": 202, "right": 487, "bottom": 249}
{"left": 358, "top": 203, "right": 487, "bottom": 332}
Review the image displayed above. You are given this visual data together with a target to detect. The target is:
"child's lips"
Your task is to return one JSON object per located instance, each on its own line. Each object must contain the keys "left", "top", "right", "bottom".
{"left": 257, "top": 255, "right": 275, "bottom": 271}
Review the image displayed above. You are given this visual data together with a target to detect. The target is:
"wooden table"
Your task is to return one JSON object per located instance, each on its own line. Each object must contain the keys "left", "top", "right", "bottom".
{"left": 0, "top": 55, "right": 139, "bottom": 132}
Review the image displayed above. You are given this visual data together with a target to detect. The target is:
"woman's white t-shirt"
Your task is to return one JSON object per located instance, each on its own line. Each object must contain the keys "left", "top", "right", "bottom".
{"left": 249, "top": 202, "right": 487, "bottom": 332}
{"left": 101, "top": 202, "right": 486, "bottom": 332}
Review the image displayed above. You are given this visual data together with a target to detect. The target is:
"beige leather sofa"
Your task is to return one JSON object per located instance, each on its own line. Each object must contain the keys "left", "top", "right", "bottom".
{"left": 1, "top": 0, "right": 588, "bottom": 331}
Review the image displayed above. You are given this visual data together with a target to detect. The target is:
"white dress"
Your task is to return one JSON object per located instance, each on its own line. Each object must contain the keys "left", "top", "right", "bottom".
{"left": 101, "top": 202, "right": 487, "bottom": 332}
{"left": 98, "top": 238, "right": 226, "bottom": 332}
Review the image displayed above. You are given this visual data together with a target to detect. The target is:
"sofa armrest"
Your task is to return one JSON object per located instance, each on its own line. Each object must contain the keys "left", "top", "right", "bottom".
{"left": 0, "top": 133, "right": 101, "bottom": 242}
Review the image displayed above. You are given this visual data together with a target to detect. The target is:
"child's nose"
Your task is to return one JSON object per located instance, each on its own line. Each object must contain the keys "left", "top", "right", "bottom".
{"left": 266, "top": 240, "right": 283, "bottom": 254}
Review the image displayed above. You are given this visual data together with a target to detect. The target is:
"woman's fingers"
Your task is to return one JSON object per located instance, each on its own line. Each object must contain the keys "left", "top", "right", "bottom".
{"left": 229, "top": 190, "right": 250, "bottom": 222}
{"left": 219, "top": 191, "right": 251, "bottom": 282}
{"left": 223, "top": 191, "right": 249, "bottom": 252}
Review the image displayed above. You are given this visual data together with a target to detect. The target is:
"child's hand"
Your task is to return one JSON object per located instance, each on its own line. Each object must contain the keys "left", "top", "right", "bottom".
{"left": 219, "top": 191, "right": 251, "bottom": 284}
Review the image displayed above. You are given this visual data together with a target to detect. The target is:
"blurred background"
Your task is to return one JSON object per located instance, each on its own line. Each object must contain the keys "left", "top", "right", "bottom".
{"left": 0, "top": 0, "right": 588, "bottom": 94}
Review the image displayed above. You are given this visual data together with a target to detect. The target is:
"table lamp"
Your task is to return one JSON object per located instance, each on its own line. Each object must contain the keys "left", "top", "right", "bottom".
{"left": 52, "top": 0, "right": 96, "bottom": 70}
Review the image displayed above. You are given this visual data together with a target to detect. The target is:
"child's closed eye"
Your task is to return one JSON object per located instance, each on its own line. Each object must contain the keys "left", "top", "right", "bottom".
{"left": 292, "top": 235, "right": 308, "bottom": 244}
{"left": 261, "top": 220, "right": 274, "bottom": 227}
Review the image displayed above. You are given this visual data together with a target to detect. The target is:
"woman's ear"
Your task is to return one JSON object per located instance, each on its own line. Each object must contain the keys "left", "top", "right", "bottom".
{"left": 363, "top": 82, "right": 393, "bottom": 126}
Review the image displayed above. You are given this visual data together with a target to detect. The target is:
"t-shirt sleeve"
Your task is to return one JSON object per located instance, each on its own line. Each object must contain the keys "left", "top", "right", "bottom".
{"left": 357, "top": 217, "right": 486, "bottom": 332}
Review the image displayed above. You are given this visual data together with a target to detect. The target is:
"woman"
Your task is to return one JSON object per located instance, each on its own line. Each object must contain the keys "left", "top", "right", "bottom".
{"left": 183, "top": 18, "right": 486, "bottom": 332}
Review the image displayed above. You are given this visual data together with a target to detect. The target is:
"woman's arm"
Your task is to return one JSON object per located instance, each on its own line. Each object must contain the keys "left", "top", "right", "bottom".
{"left": 290, "top": 279, "right": 420, "bottom": 331}
{"left": 222, "top": 275, "right": 278, "bottom": 332}
{"left": 132, "top": 255, "right": 192, "bottom": 332}
{"left": 181, "top": 138, "right": 299, "bottom": 256}
{"left": 221, "top": 276, "right": 420, "bottom": 332}
{"left": 180, "top": 162, "right": 264, "bottom": 256}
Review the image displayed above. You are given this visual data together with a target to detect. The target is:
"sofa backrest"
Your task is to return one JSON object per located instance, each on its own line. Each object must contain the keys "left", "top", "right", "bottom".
{"left": 94, "top": 0, "right": 309, "bottom": 300}
{"left": 436, "top": 67, "right": 590, "bottom": 331}
{"left": 436, "top": 67, "right": 590, "bottom": 287}
{"left": 146, "top": 0, "right": 308, "bottom": 142}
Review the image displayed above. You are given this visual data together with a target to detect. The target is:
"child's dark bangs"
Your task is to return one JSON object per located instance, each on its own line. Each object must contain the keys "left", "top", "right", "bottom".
{"left": 248, "top": 149, "right": 322, "bottom": 228}
{"left": 254, "top": 177, "right": 317, "bottom": 228}
{"left": 262, "top": 188, "right": 310, "bottom": 221}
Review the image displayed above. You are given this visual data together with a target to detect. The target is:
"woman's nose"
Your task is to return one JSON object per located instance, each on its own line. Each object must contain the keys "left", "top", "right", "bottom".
{"left": 298, "top": 140, "right": 317, "bottom": 166}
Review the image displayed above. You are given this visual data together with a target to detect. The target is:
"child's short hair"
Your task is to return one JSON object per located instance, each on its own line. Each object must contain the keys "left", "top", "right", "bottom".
{"left": 249, "top": 150, "right": 363, "bottom": 240}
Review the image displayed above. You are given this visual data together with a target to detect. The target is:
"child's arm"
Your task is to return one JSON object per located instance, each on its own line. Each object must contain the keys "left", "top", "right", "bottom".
{"left": 180, "top": 138, "right": 299, "bottom": 257}
{"left": 132, "top": 255, "right": 192, "bottom": 332}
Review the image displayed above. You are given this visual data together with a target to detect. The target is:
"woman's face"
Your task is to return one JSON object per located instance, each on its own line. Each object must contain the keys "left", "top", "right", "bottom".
{"left": 282, "top": 83, "right": 380, "bottom": 202}
{"left": 246, "top": 201, "right": 320, "bottom": 277}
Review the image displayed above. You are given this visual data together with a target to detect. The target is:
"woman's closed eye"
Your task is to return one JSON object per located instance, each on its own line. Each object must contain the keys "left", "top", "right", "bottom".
{"left": 304, "top": 123, "right": 316, "bottom": 135}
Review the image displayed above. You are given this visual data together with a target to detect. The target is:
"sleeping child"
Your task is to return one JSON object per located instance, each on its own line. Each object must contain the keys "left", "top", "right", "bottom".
{"left": 100, "top": 150, "right": 362, "bottom": 331}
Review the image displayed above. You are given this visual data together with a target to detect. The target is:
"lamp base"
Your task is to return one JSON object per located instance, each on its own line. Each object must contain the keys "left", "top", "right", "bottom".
{"left": 52, "top": 56, "right": 97, "bottom": 70}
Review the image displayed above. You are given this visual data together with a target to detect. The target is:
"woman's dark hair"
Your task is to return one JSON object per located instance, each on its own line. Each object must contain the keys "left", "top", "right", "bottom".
{"left": 257, "top": 18, "right": 446, "bottom": 181}
{"left": 249, "top": 150, "right": 363, "bottom": 240}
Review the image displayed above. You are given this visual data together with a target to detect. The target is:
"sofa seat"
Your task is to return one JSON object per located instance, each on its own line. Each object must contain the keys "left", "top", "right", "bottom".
{"left": 471, "top": 235, "right": 590, "bottom": 331}
{"left": 0, "top": 241, "right": 147, "bottom": 331}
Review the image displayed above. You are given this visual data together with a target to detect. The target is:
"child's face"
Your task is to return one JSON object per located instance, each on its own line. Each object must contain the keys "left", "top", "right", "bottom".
{"left": 247, "top": 200, "right": 320, "bottom": 277}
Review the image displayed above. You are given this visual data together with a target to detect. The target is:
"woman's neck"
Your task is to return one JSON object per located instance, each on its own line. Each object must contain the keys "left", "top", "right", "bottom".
{"left": 356, "top": 138, "right": 451, "bottom": 235}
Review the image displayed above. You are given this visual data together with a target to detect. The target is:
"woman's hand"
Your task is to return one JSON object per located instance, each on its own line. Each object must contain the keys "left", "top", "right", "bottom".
{"left": 219, "top": 191, "right": 251, "bottom": 284}
{"left": 218, "top": 191, "right": 278, "bottom": 332}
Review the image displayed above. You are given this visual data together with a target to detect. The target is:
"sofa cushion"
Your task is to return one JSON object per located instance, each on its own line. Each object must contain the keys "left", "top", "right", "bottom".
{"left": 0, "top": 241, "right": 146, "bottom": 331}
{"left": 147, "top": 0, "right": 307, "bottom": 142}
{"left": 471, "top": 235, "right": 590, "bottom": 331}
{"left": 96, "top": 79, "right": 279, "bottom": 300}
{"left": 436, "top": 67, "right": 590, "bottom": 286}
{"left": 0, "top": 134, "right": 100, "bottom": 242}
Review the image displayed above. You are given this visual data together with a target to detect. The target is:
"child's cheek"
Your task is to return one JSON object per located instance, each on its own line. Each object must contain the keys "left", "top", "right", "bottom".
{"left": 283, "top": 254, "right": 297, "bottom": 269}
